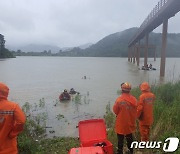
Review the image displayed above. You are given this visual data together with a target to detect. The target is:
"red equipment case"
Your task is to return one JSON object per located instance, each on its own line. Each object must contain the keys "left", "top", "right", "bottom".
{"left": 78, "top": 119, "right": 113, "bottom": 154}
{"left": 69, "top": 147, "right": 105, "bottom": 154}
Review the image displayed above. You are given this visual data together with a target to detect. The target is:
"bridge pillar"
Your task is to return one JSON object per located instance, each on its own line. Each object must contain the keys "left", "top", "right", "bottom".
{"left": 160, "top": 19, "right": 168, "bottom": 77}
{"left": 154, "top": 46, "right": 156, "bottom": 61}
{"left": 135, "top": 46, "right": 137, "bottom": 62}
{"left": 130, "top": 47, "right": 133, "bottom": 62}
{"left": 144, "top": 34, "right": 149, "bottom": 68}
{"left": 133, "top": 46, "right": 136, "bottom": 64}
{"left": 137, "top": 41, "right": 140, "bottom": 66}
{"left": 128, "top": 47, "right": 130, "bottom": 62}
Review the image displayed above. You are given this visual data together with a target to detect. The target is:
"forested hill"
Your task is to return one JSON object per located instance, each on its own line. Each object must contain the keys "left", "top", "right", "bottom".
{"left": 11, "top": 27, "right": 180, "bottom": 57}
{"left": 58, "top": 27, "right": 180, "bottom": 57}
{"left": 58, "top": 28, "right": 138, "bottom": 57}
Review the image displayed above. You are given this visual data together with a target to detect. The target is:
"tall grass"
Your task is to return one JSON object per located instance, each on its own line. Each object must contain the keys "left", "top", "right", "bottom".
{"left": 18, "top": 101, "right": 79, "bottom": 154}
{"left": 151, "top": 82, "right": 180, "bottom": 141}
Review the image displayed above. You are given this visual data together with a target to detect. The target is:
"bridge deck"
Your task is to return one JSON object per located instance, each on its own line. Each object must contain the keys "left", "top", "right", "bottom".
{"left": 129, "top": 0, "right": 180, "bottom": 47}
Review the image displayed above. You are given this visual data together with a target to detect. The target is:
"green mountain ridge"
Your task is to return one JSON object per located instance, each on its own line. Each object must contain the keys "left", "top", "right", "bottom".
{"left": 60, "top": 27, "right": 180, "bottom": 57}
{"left": 11, "top": 27, "right": 180, "bottom": 57}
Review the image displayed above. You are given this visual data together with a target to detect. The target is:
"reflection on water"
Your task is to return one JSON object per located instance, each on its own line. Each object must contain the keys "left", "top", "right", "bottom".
{"left": 0, "top": 57, "right": 180, "bottom": 137}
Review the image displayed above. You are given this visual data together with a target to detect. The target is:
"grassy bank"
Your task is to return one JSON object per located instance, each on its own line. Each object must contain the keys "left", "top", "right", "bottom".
{"left": 18, "top": 82, "right": 180, "bottom": 153}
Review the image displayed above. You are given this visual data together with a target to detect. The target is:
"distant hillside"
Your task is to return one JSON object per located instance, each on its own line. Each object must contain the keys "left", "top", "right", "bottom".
{"left": 19, "top": 44, "right": 61, "bottom": 53}
{"left": 58, "top": 27, "right": 138, "bottom": 57}
{"left": 78, "top": 43, "right": 93, "bottom": 49}
{"left": 149, "top": 32, "right": 180, "bottom": 57}
{"left": 11, "top": 27, "right": 180, "bottom": 57}
{"left": 58, "top": 27, "right": 180, "bottom": 57}
{"left": 7, "top": 43, "right": 93, "bottom": 53}
{"left": 7, "top": 44, "right": 61, "bottom": 53}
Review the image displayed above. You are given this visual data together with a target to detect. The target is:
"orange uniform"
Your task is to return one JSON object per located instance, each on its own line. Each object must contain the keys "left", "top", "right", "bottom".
{"left": 137, "top": 82, "right": 155, "bottom": 141}
{"left": 113, "top": 93, "right": 137, "bottom": 135}
{"left": 0, "top": 82, "right": 26, "bottom": 154}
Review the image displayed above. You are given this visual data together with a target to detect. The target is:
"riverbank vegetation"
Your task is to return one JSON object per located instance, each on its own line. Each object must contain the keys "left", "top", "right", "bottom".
{"left": 0, "top": 34, "right": 15, "bottom": 58}
{"left": 0, "top": 48, "right": 15, "bottom": 58}
{"left": 18, "top": 81, "right": 180, "bottom": 154}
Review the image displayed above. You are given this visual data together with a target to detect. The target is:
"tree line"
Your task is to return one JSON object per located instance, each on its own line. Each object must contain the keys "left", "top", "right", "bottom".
{"left": 0, "top": 34, "right": 14, "bottom": 58}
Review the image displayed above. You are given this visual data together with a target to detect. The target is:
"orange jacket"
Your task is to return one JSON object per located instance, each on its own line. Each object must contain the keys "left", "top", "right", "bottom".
{"left": 0, "top": 83, "right": 26, "bottom": 154}
{"left": 137, "top": 91, "right": 155, "bottom": 125}
{"left": 113, "top": 93, "right": 137, "bottom": 135}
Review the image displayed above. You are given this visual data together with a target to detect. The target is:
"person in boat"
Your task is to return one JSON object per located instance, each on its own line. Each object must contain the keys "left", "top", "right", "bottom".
{"left": 113, "top": 82, "right": 137, "bottom": 154}
{"left": 59, "top": 89, "right": 71, "bottom": 101}
{"left": 69, "top": 88, "right": 77, "bottom": 95}
{"left": 69, "top": 88, "right": 80, "bottom": 95}
{"left": 149, "top": 64, "right": 152, "bottom": 69}
{"left": 142, "top": 66, "right": 145, "bottom": 70}
{"left": 82, "top": 75, "right": 86, "bottom": 79}
{"left": 142, "top": 66, "right": 148, "bottom": 70}
{"left": 142, "top": 64, "right": 150, "bottom": 70}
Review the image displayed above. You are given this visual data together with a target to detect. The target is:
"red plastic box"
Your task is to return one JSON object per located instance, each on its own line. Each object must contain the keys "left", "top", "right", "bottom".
{"left": 78, "top": 119, "right": 113, "bottom": 154}
{"left": 69, "top": 147, "right": 105, "bottom": 154}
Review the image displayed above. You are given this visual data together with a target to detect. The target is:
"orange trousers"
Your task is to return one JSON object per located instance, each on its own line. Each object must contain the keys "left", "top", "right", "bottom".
{"left": 139, "top": 124, "right": 150, "bottom": 141}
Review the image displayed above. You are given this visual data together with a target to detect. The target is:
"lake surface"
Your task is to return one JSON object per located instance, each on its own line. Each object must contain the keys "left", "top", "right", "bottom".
{"left": 0, "top": 56, "right": 180, "bottom": 137}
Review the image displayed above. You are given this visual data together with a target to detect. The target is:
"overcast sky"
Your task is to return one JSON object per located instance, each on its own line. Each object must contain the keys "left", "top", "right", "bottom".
{"left": 0, "top": 0, "right": 180, "bottom": 48}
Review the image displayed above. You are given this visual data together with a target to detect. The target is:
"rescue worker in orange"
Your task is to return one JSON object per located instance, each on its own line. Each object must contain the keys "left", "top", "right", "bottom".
{"left": 137, "top": 82, "right": 155, "bottom": 141}
{"left": 113, "top": 82, "right": 137, "bottom": 154}
{"left": 0, "top": 82, "right": 26, "bottom": 154}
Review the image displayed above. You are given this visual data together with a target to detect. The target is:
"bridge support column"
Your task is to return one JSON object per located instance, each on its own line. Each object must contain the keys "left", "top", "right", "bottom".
{"left": 135, "top": 46, "right": 137, "bottom": 63}
{"left": 137, "top": 41, "right": 140, "bottom": 66}
{"left": 154, "top": 46, "right": 156, "bottom": 61}
{"left": 160, "top": 19, "right": 168, "bottom": 77}
{"left": 144, "top": 34, "right": 149, "bottom": 67}
{"left": 133, "top": 46, "right": 136, "bottom": 64}
{"left": 130, "top": 47, "right": 133, "bottom": 62}
{"left": 128, "top": 47, "right": 130, "bottom": 62}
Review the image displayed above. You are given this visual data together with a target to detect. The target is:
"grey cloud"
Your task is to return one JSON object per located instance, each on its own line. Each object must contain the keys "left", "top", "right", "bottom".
{"left": 1, "top": 0, "right": 180, "bottom": 48}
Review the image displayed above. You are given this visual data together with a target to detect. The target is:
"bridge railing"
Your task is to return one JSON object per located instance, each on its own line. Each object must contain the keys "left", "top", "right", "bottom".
{"left": 140, "top": 0, "right": 169, "bottom": 29}
{"left": 129, "top": 0, "right": 170, "bottom": 46}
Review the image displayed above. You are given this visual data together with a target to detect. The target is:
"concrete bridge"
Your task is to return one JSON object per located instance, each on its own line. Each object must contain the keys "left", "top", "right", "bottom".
{"left": 128, "top": 0, "right": 180, "bottom": 76}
